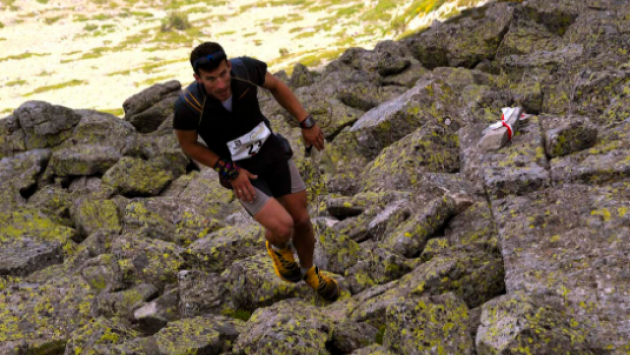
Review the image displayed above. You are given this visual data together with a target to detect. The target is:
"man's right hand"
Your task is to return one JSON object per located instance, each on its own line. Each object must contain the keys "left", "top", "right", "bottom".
{"left": 229, "top": 168, "right": 258, "bottom": 202}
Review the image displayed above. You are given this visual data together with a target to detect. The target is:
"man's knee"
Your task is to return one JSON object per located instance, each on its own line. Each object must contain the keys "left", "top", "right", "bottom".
{"left": 293, "top": 213, "right": 311, "bottom": 230}
{"left": 274, "top": 216, "right": 294, "bottom": 240}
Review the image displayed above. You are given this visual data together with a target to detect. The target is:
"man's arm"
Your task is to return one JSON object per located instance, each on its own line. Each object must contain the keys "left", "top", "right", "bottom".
{"left": 262, "top": 72, "right": 309, "bottom": 123}
{"left": 174, "top": 129, "right": 220, "bottom": 168}
{"left": 262, "top": 72, "right": 325, "bottom": 150}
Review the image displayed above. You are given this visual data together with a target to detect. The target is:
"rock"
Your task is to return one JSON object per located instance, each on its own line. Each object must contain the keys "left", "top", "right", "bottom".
{"left": 403, "top": 2, "right": 515, "bottom": 68}
{"left": 549, "top": 119, "right": 630, "bottom": 184}
{"left": 376, "top": 52, "right": 410, "bottom": 77}
{"left": 492, "top": 184, "right": 630, "bottom": 351}
{"left": 350, "top": 78, "right": 459, "bottom": 164}
{"left": 385, "top": 293, "right": 473, "bottom": 355}
{"left": 0, "top": 114, "right": 26, "bottom": 159}
{"left": 13, "top": 100, "right": 81, "bottom": 149}
{"left": 92, "top": 283, "right": 159, "bottom": 320}
{"left": 223, "top": 254, "right": 332, "bottom": 311}
{"left": 49, "top": 145, "right": 122, "bottom": 178}
{"left": 126, "top": 91, "right": 179, "bottom": 134}
{"left": 78, "top": 253, "right": 125, "bottom": 292}
{"left": 381, "top": 195, "right": 456, "bottom": 258}
{"left": 103, "top": 156, "right": 174, "bottom": 197}
{"left": 419, "top": 237, "right": 451, "bottom": 262}
{"left": 345, "top": 247, "right": 411, "bottom": 294}
{"left": 325, "top": 195, "right": 366, "bottom": 219}
{"left": 476, "top": 292, "right": 594, "bottom": 355}
{"left": 123, "top": 197, "right": 224, "bottom": 247}
{"left": 178, "top": 269, "right": 228, "bottom": 318}
{"left": 360, "top": 124, "right": 460, "bottom": 193}
{"left": 97, "top": 336, "right": 161, "bottom": 355}
{"left": 495, "top": 6, "right": 564, "bottom": 58}
{"left": 541, "top": 114, "right": 598, "bottom": 157}
{"left": 123, "top": 80, "right": 182, "bottom": 127}
{"left": 177, "top": 167, "right": 239, "bottom": 221}
{"left": 338, "top": 83, "right": 406, "bottom": 111}
{"left": 0, "top": 149, "right": 50, "bottom": 210}
{"left": 111, "top": 233, "right": 185, "bottom": 292}
{"left": 71, "top": 198, "right": 121, "bottom": 241}
{"left": 0, "top": 206, "right": 78, "bottom": 259}
{"left": 0, "top": 274, "right": 96, "bottom": 353}
{"left": 128, "top": 133, "right": 189, "bottom": 179}
{"left": 27, "top": 186, "right": 73, "bottom": 226}
{"left": 80, "top": 230, "right": 117, "bottom": 259}
{"left": 289, "top": 62, "right": 314, "bottom": 88}
{"left": 0, "top": 237, "right": 63, "bottom": 277}
{"left": 381, "top": 62, "right": 428, "bottom": 88}
{"left": 153, "top": 314, "right": 244, "bottom": 355}
{"left": 313, "top": 221, "right": 362, "bottom": 275}
{"left": 350, "top": 250, "right": 505, "bottom": 326}
{"left": 64, "top": 316, "right": 141, "bottom": 355}
{"left": 68, "top": 176, "right": 116, "bottom": 201}
{"left": 480, "top": 116, "right": 550, "bottom": 199}
{"left": 330, "top": 322, "right": 379, "bottom": 354}
{"left": 134, "top": 288, "right": 179, "bottom": 334}
{"left": 350, "top": 344, "right": 397, "bottom": 355}
{"left": 181, "top": 225, "right": 264, "bottom": 272}
{"left": 233, "top": 299, "right": 333, "bottom": 355}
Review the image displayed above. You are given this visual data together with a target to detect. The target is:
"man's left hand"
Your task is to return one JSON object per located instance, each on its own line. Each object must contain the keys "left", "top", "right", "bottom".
{"left": 302, "top": 124, "right": 325, "bottom": 151}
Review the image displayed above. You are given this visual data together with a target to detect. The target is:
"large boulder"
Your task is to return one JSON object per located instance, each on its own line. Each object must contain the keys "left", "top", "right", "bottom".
{"left": 403, "top": 2, "right": 515, "bottom": 68}
{"left": 12, "top": 100, "right": 81, "bottom": 149}
{"left": 110, "top": 233, "right": 185, "bottom": 292}
{"left": 153, "top": 314, "right": 245, "bottom": 355}
{"left": 0, "top": 207, "right": 78, "bottom": 265}
{"left": 385, "top": 293, "right": 473, "bottom": 355}
{"left": 0, "top": 114, "right": 26, "bottom": 159}
{"left": 233, "top": 299, "right": 334, "bottom": 355}
{"left": 46, "top": 110, "right": 136, "bottom": 178}
{"left": 0, "top": 149, "right": 50, "bottom": 211}
{"left": 0, "top": 274, "right": 96, "bottom": 353}
{"left": 492, "top": 184, "right": 630, "bottom": 351}
{"left": 549, "top": 119, "right": 630, "bottom": 184}
{"left": 350, "top": 249, "right": 505, "bottom": 327}
{"left": 64, "top": 316, "right": 141, "bottom": 355}
{"left": 381, "top": 195, "right": 456, "bottom": 258}
{"left": 181, "top": 225, "right": 264, "bottom": 272}
{"left": 359, "top": 124, "right": 460, "bottom": 193}
{"left": 476, "top": 292, "right": 594, "bottom": 355}
{"left": 123, "top": 197, "right": 224, "bottom": 247}
{"left": 102, "top": 156, "right": 174, "bottom": 197}
{"left": 123, "top": 80, "right": 181, "bottom": 133}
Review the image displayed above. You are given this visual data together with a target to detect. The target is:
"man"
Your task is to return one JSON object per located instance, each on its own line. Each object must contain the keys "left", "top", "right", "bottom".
{"left": 173, "top": 41, "right": 339, "bottom": 301}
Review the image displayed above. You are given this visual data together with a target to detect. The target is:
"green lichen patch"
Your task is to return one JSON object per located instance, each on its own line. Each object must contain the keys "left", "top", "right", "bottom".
{"left": 103, "top": 156, "right": 174, "bottom": 197}
{"left": 65, "top": 316, "right": 141, "bottom": 354}
{"left": 154, "top": 314, "right": 244, "bottom": 355}
{"left": 234, "top": 299, "right": 334, "bottom": 355}
{"left": 384, "top": 292, "right": 473, "bottom": 355}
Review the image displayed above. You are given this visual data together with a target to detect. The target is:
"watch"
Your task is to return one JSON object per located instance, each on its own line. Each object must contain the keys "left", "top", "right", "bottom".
{"left": 299, "top": 114, "right": 316, "bottom": 129}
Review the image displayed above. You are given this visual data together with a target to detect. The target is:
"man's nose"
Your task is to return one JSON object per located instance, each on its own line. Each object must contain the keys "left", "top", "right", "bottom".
{"left": 216, "top": 79, "right": 227, "bottom": 90}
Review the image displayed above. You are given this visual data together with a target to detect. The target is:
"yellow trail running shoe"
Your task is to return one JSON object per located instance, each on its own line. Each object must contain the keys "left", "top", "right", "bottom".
{"left": 303, "top": 266, "right": 340, "bottom": 302}
{"left": 266, "top": 241, "right": 303, "bottom": 283}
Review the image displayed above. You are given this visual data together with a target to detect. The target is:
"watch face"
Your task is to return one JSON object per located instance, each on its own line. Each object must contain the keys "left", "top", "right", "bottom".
{"left": 303, "top": 116, "right": 315, "bottom": 128}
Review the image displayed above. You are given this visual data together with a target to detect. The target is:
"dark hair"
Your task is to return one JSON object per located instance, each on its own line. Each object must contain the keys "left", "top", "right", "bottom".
{"left": 190, "top": 42, "right": 227, "bottom": 74}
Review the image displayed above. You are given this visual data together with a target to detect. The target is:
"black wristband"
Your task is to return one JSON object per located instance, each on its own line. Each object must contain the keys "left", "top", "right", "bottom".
{"left": 299, "top": 114, "right": 316, "bottom": 129}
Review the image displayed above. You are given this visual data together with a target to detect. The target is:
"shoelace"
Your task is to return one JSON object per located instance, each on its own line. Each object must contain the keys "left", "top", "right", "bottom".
{"left": 274, "top": 250, "right": 298, "bottom": 269}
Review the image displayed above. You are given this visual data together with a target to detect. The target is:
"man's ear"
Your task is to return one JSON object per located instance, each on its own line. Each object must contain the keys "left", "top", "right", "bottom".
{"left": 225, "top": 60, "right": 232, "bottom": 71}
{"left": 193, "top": 73, "right": 202, "bottom": 84}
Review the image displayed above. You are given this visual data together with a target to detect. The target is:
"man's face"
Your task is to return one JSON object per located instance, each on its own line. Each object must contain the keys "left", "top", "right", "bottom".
{"left": 194, "top": 59, "right": 232, "bottom": 101}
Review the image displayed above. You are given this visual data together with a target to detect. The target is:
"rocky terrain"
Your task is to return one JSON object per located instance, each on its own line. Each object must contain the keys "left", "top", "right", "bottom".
{"left": 1, "top": 0, "right": 630, "bottom": 354}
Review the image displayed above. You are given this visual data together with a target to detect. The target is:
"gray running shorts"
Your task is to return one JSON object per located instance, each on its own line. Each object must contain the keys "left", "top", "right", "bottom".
{"left": 239, "top": 158, "right": 306, "bottom": 216}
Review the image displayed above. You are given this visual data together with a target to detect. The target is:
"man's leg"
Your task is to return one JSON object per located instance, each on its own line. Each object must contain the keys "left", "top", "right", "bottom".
{"left": 277, "top": 190, "right": 314, "bottom": 270}
{"left": 278, "top": 190, "right": 339, "bottom": 301}
{"left": 252, "top": 197, "right": 303, "bottom": 283}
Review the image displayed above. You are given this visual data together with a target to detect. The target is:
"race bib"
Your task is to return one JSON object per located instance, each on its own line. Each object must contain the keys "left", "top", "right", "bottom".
{"left": 227, "top": 121, "right": 271, "bottom": 161}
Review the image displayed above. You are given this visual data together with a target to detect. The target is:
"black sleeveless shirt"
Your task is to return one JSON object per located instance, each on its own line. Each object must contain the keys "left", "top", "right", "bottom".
{"left": 173, "top": 57, "right": 286, "bottom": 174}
